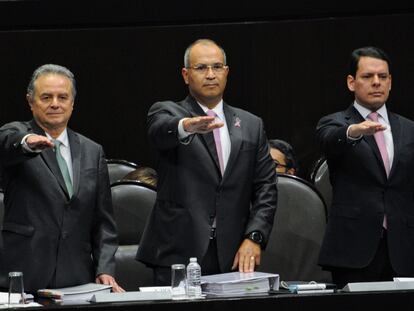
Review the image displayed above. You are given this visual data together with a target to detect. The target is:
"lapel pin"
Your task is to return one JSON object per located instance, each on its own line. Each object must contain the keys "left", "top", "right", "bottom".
{"left": 234, "top": 117, "right": 241, "bottom": 128}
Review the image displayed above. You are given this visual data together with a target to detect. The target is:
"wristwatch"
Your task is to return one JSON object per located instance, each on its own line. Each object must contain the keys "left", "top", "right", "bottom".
{"left": 246, "top": 231, "right": 263, "bottom": 245}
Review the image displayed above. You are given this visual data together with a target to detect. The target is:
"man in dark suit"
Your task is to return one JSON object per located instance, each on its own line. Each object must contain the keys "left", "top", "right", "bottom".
{"left": 316, "top": 46, "right": 414, "bottom": 288}
{"left": 136, "top": 39, "right": 277, "bottom": 285}
{"left": 0, "top": 64, "right": 123, "bottom": 292}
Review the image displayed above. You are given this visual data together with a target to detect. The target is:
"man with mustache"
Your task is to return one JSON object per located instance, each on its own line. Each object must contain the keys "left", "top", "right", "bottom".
{"left": 136, "top": 39, "right": 277, "bottom": 285}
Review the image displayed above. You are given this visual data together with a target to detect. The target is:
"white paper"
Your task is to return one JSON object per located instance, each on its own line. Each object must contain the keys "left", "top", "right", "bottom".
{"left": 54, "top": 283, "right": 112, "bottom": 295}
{"left": 0, "top": 302, "right": 42, "bottom": 309}
{"left": 0, "top": 292, "right": 21, "bottom": 304}
{"left": 38, "top": 283, "right": 112, "bottom": 301}
{"left": 201, "top": 271, "right": 278, "bottom": 284}
{"left": 296, "top": 289, "right": 334, "bottom": 294}
{"left": 90, "top": 291, "right": 172, "bottom": 302}
{"left": 138, "top": 286, "right": 171, "bottom": 292}
{"left": 293, "top": 284, "right": 326, "bottom": 290}
{"left": 200, "top": 271, "right": 279, "bottom": 296}
{"left": 0, "top": 293, "right": 39, "bottom": 308}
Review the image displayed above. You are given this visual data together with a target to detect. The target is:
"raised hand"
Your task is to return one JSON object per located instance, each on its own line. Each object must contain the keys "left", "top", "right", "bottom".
{"left": 183, "top": 116, "right": 224, "bottom": 134}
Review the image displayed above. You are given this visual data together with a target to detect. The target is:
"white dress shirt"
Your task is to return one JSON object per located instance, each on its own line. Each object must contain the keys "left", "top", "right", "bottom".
{"left": 353, "top": 101, "right": 394, "bottom": 167}
{"left": 178, "top": 99, "right": 231, "bottom": 171}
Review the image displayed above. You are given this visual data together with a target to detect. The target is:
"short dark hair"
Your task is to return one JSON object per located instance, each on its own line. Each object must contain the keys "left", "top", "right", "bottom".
{"left": 268, "top": 139, "right": 298, "bottom": 171}
{"left": 123, "top": 166, "right": 158, "bottom": 188}
{"left": 349, "top": 46, "right": 391, "bottom": 77}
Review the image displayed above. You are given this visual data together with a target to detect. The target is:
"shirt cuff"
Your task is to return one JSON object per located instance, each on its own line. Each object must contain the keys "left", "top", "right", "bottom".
{"left": 21, "top": 134, "right": 43, "bottom": 153}
{"left": 178, "top": 118, "right": 193, "bottom": 145}
{"left": 346, "top": 125, "right": 363, "bottom": 141}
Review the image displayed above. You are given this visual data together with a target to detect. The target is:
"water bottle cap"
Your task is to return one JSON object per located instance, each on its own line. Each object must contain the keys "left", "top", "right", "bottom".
{"left": 189, "top": 257, "right": 197, "bottom": 262}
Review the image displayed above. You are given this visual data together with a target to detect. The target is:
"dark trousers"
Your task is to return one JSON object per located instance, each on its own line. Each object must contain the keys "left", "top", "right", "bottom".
{"left": 153, "top": 238, "right": 221, "bottom": 286}
{"left": 329, "top": 231, "right": 398, "bottom": 289}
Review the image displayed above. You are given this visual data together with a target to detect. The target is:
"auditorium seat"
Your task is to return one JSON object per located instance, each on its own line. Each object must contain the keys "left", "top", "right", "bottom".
{"left": 310, "top": 157, "right": 332, "bottom": 213}
{"left": 258, "top": 174, "right": 331, "bottom": 283}
{"left": 110, "top": 180, "right": 156, "bottom": 289}
{"left": 106, "top": 159, "right": 138, "bottom": 185}
{"left": 115, "top": 245, "right": 153, "bottom": 290}
{"left": 111, "top": 180, "right": 156, "bottom": 244}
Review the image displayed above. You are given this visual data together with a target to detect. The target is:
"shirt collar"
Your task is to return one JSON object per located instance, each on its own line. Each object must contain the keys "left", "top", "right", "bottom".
{"left": 197, "top": 100, "right": 225, "bottom": 121}
{"left": 353, "top": 100, "right": 389, "bottom": 125}
{"left": 45, "top": 129, "right": 69, "bottom": 147}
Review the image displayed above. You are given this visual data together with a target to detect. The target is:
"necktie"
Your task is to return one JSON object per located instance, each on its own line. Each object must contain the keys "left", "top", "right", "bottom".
{"left": 367, "top": 112, "right": 390, "bottom": 176}
{"left": 367, "top": 111, "right": 389, "bottom": 229}
{"left": 54, "top": 140, "right": 73, "bottom": 197}
{"left": 207, "top": 110, "right": 224, "bottom": 175}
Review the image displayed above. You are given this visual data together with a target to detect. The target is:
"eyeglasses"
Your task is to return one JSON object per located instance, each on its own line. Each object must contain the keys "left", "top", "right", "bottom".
{"left": 187, "top": 63, "right": 228, "bottom": 74}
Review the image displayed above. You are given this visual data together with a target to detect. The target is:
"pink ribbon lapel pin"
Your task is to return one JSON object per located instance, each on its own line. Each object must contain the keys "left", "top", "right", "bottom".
{"left": 234, "top": 117, "right": 241, "bottom": 128}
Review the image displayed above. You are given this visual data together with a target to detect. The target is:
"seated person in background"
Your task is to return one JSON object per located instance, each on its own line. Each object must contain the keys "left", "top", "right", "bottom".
{"left": 122, "top": 166, "right": 158, "bottom": 189}
{"left": 268, "top": 139, "right": 298, "bottom": 175}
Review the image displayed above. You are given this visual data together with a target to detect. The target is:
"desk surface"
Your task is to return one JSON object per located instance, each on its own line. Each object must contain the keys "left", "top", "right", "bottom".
{"left": 23, "top": 289, "right": 414, "bottom": 311}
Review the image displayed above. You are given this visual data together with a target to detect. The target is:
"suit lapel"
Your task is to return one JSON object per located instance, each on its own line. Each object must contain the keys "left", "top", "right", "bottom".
{"left": 29, "top": 120, "right": 70, "bottom": 197}
{"left": 184, "top": 96, "right": 222, "bottom": 176}
{"left": 222, "top": 104, "right": 242, "bottom": 180}
{"left": 68, "top": 129, "right": 81, "bottom": 197}
{"left": 388, "top": 111, "right": 401, "bottom": 179}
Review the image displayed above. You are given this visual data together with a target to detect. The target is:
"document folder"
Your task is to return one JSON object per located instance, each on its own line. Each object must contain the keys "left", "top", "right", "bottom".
{"left": 90, "top": 291, "right": 172, "bottom": 303}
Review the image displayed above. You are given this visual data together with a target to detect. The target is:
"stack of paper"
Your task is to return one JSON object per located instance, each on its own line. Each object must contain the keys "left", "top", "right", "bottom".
{"left": 0, "top": 292, "right": 40, "bottom": 308}
{"left": 37, "top": 283, "right": 112, "bottom": 301}
{"left": 0, "top": 293, "right": 24, "bottom": 305}
{"left": 201, "top": 272, "right": 279, "bottom": 297}
{"left": 90, "top": 291, "right": 172, "bottom": 303}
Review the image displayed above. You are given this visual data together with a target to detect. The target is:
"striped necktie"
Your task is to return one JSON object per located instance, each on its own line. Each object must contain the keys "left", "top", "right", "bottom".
{"left": 54, "top": 140, "right": 73, "bottom": 197}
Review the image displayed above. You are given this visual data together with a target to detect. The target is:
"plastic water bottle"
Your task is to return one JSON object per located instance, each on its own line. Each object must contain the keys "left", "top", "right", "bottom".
{"left": 186, "top": 257, "right": 202, "bottom": 298}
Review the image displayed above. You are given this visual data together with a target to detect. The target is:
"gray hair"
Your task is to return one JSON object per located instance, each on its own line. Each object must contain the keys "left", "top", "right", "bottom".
{"left": 27, "top": 64, "right": 77, "bottom": 100}
{"left": 184, "top": 39, "right": 227, "bottom": 68}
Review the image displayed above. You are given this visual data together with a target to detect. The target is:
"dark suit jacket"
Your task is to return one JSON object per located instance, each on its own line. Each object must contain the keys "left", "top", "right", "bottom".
{"left": 136, "top": 96, "right": 277, "bottom": 271}
{"left": 317, "top": 105, "right": 414, "bottom": 275}
{"left": 0, "top": 120, "right": 118, "bottom": 292}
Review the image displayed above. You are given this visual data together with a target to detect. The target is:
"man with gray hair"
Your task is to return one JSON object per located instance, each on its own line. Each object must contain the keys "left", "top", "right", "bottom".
{"left": 0, "top": 64, "right": 123, "bottom": 292}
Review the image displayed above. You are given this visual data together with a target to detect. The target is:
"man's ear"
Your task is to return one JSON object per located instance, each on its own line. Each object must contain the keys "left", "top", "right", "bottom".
{"left": 347, "top": 75, "right": 355, "bottom": 92}
{"left": 182, "top": 67, "right": 189, "bottom": 85}
{"left": 27, "top": 94, "right": 33, "bottom": 109}
{"left": 389, "top": 74, "right": 392, "bottom": 91}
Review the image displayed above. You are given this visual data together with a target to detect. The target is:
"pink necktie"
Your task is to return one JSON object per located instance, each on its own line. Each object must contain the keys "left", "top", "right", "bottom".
{"left": 207, "top": 110, "right": 224, "bottom": 175}
{"left": 368, "top": 111, "right": 389, "bottom": 229}
{"left": 368, "top": 111, "right": 390, "bottom": 177}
